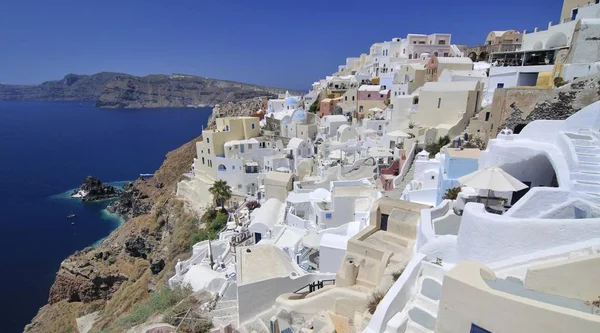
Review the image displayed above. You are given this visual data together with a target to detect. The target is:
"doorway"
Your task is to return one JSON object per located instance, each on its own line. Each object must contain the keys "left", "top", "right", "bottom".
{"left": 380, "top": 213, "right": 389, "bottom": 231}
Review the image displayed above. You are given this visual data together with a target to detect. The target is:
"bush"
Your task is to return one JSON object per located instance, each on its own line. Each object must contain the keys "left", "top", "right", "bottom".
{"left": 367, "top": 291, "right": 386, "bottom": 314}
{"left": 114, "top": 286, "right": 193, "bottom": 329}
{"left": 425, "top": 136, "right": 450, "bottom": 158}
{"left": 443, "top": 187, "right": 462, "bottom": 200}
{"left": 554, "top": 76, "right": 566, "bottom": 87}
{"left": 309, "top": 100, "right": 319, "bottom": 113}
{"left": 392, "top": 268, "right": 405, "bottom": 282}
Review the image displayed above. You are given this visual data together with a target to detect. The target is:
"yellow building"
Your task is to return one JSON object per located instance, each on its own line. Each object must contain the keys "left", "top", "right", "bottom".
{"left": 195, "top": 117, "right": 260, "bottom": 180}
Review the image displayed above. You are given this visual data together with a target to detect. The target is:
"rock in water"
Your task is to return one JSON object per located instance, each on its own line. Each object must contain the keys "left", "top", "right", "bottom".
{"left": 72, "top": 176, "right": 123, "bottom": 202}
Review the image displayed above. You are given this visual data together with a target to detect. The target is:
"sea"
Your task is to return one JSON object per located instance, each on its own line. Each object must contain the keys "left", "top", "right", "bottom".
{"left": 0, "top": 101, "right": 211, "bottom": 332}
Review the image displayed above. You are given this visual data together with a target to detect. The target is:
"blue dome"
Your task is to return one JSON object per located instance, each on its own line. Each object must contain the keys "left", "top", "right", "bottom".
{"left": 285, "top": 97, "right": 298, "bottom": 105}
{"left": 292, "top": 110, "right": 307, "bottom": 122}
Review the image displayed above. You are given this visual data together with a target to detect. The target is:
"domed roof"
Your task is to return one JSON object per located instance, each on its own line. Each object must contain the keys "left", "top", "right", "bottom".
{"left": 285, "top": 97, "right": 299, "bottom": 105}
{"left": 291, "top": 109, "right": 307, "bottom": 122}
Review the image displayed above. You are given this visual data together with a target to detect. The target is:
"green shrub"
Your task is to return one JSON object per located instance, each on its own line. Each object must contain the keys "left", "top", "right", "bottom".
{"left": 113, "top": 286, "right": 193, "bottom": 330}
{"left": 425, "top": 136, "right": 450, "bottom": 158}
{"left": 554, "top": 76, "right": 566, "bottom": 87}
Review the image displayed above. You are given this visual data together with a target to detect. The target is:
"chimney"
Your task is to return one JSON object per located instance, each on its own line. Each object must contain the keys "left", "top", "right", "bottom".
{"left": 548, "top": 21, "right": 553, "bottom": 29}
{"left": 534, "top": 27, "right": 539, "bottom": 32}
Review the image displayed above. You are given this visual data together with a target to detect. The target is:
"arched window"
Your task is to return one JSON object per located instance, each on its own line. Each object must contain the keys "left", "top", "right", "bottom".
{"left": 232, "top": 165, "right": 235, "bottom": 171}
{"left": 378, "top": 125, "right": 382, "bottom": 130}
{"left": 218, "top": 164, "right": 227, "bottom": 171}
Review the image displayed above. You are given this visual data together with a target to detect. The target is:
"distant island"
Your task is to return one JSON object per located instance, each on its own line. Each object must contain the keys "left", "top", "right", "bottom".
{"left": 0, "top": 72, "right": 302, "bottom": 109}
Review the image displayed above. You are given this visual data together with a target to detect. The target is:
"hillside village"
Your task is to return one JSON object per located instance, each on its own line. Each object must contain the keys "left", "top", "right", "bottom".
{"left": 124, "top": 1, "right": 600, "bottom": 333}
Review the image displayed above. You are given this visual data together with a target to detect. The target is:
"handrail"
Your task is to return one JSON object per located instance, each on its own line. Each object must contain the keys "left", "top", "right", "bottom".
{"left": 293, "top": 279, "right": 336, "bottom": 294}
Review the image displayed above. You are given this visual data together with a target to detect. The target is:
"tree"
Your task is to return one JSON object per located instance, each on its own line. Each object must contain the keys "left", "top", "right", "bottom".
{"left": 309, "top": 100, "right": 319, "bottom": 113}
{"left": 209, "top": 180, "right": 232, "bottom": 209}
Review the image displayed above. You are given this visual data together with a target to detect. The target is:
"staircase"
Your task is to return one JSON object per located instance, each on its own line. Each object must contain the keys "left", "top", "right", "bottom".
{"left": 236, "top": 308, "right": 276, "bottom": 333}
{"left": 384, "top": 263, "right": 444, "bottom": 333}
{"left": 207, "top": 300, "right": 238, "bottom": 328}
{"left": 563, "top": 131, "right": 600, "bottom": 196}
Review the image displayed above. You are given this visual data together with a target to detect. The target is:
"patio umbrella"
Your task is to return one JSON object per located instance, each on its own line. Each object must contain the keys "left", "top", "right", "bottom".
{"left": 368, "top": 147, "right": 393, "bottom": 158}
{"left": 458, "top": 167, "right": 528, "bottom": 205}
{"left": 386, "top": 129, "right": 411, "bottom": 138}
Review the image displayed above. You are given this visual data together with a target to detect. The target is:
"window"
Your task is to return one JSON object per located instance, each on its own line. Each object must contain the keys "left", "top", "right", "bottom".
{"left": 202, "top": 157, "right": 205, "bottom": 164}
{"left": 378, "top": 125, "right": 382, "bottom": 130}
{"left": 485, "top": 112, "right": 490, "bottom": 121}
{"left": 413, "top": 41, "right": 416, "bottom": 44}
{"left": 345, "top": 96, "right": 347, "bottom": 101}
{"left": 571, "top": 8, "right": 578, "bottom": 21}
{"left": 251, "top": 123, "right": 255, "bottom": 129}
{"left": 359, "top": 106, "right": 364, "bottom": 113}
{"left": 439, "top": 40, "right": 446, "bottom": 45}
{"left": 403, "top": 49, "right": 405, "bottom": 54}
{"left": 208, "top": 149, "right": 211, "bottom": 154}
{"left": 497, "top": 83, "right": 504, "bottom": 89}
{"left": 232, "top": 165, "right": 235, "bottom": 170}
{"left": 352, "top": 96, "right": 355, "bottom": 101}
{"left": 470, "top": 324, "right": 492, "bottom": 333}
{"left": 206, "top": 138, "right": 210, "bottom": 143}
{"left": 437, "top": 98, "right": 441, "bottom": 108}
{"left": 409, "top": 54, "right": 413, "bottom": 59}
{"left": 368, "top": 94, "right": 371, "bottom": 98}
{"left": 443, "top": 52, "right": 449, "bottom": 57}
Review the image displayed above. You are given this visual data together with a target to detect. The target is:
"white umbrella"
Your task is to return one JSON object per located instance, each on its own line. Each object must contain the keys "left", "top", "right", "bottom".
{"left": 458, "top": 167, "right": 528, "bottom": 205}
{"left": 328, "top": 149, "right": 345, "bottom": 160}
{"left": 386, "top": 129, "right": 411, "bottom": 138}
{"left": 458, "top": 167, "right": 527, "bottom": 192}
{"left": 368, "top": 147, "right": 393, "bottom": 158}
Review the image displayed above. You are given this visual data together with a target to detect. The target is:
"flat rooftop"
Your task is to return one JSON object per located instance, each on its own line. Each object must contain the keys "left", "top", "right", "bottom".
{"left": 446, "top": 148, "right": 482, "bottom": 159}
{"left": 237, "top": 245, "right": 297, "bottom": 285}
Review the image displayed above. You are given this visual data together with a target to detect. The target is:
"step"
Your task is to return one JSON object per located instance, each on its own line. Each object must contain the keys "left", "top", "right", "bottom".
{"left": 207, "top": 306, "right": 238, "bottom": 318}
{"left": 212, "top": 314, "right": 238, "bottom": 327}
{"left": 571, "top": 171, "right": 600, "bottom": 182}
{"left": 576, "top": 153, "right": 600, "bottom": 164}
{"left": 579, "top": 162, "right": 600, "bottom": 172}
{"left": 385, "top": 310, "right": 409, "bottom": 333}
{"left": 575, "top": 145, "right": 600, "bottom": 154}
{"left": 214, "top": 300, "right": 238, "bottom": 310}
{"left": 573, "top": 180, "right": 600, "bottom": 193}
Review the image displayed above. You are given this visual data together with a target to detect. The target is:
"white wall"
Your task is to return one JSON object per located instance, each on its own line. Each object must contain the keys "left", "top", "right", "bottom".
{"left": 456, "top": 203, "right": 600, "bottom": 264}
{"left": 521, "top": 20, "right": 577, "bottom": 51}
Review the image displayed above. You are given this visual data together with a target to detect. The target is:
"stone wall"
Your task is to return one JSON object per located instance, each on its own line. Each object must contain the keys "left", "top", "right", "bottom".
{"left": 489, "top": 74, "right": 600, "bottom": 138}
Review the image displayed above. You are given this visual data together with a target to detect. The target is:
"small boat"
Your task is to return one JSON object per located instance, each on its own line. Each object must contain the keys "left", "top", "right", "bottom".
{"left": 67, "top": 213, "right": 76, "bottom": 219}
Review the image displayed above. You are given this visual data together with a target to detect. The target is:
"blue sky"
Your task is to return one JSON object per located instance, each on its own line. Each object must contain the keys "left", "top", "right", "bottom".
{"left": 0, "top": 0, "right": 563, "bottom": 90}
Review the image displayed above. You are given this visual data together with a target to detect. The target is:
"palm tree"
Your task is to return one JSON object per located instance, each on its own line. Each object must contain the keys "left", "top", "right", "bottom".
{"left": 209, "top": 180, "right": 232, "bottom": 210}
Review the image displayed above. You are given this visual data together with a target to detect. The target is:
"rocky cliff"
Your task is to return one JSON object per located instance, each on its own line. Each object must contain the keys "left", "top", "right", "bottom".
{"left": 95, "top": 74, "right": 293, "bottom": 109}
{"left": 24, "top": 97, "right": 265, "bottom": 333}
{"left": 0, "top": 72, "right": 129, "bottom": 101}
{"left": 1, "top": 72, "right": 301, "bottom": 109}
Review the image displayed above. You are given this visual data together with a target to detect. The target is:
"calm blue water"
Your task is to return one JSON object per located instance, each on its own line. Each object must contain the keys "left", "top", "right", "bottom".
{"left": 0, "top": 101, "right": 210, "bottom": 332}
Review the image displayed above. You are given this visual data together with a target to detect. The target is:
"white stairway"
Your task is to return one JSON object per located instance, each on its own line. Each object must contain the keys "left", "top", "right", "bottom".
{"left": 565, "top": 130, "right": 600, "bottom": 196}
{"left": 207, "top": 300, "right": 239, "bottom": 328}
{"left": 384, "top": 270, "right": 443, "bottom": 333}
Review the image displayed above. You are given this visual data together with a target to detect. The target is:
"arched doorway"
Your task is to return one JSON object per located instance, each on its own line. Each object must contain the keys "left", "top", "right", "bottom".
{"left": 478, "top": 52, "right": 488, "bottom": 62}
{"left": 468, "top": 52, "right": 477, "bottom": 62}
{"left": 513, "top": 123, "right": 527, "bottom": 134}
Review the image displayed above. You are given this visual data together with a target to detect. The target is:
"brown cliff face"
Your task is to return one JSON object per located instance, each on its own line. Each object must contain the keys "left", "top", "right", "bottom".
{"left": 95, "top": 74, "right": 296, "bottom": 109}
{"left": 25, "top": 132, "right": 203, "bottom": 333}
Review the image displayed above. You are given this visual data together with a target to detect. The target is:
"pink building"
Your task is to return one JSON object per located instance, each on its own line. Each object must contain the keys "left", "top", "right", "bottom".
{"left": 319, "top": 97, "right": 342, "bottom": 117}
{"left": 357, "top": 85, "right": 389, "bottom": 115}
